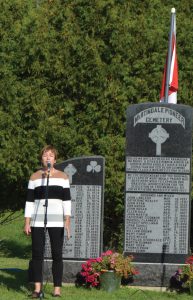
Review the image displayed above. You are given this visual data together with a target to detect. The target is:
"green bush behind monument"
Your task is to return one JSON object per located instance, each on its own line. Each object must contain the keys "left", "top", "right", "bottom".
{"left": 0, "top": 0, "right": 193, "bottom": 250}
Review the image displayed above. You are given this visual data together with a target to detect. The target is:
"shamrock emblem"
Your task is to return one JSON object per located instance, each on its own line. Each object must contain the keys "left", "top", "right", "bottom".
{"left": 87, "top": 161, "right": 101, "bottom": 173}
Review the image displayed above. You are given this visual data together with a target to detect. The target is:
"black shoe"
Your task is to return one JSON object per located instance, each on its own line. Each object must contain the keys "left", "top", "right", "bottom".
{"left": 30, "top": 291, "right": 44, "bottom": 298}
{"left": 52, "top": 294, "right": 61, "bottom": 297}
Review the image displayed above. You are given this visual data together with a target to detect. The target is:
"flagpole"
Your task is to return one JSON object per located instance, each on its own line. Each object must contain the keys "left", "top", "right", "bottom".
{"left": 164, "top": 8, "right": 176, "bottom": 103}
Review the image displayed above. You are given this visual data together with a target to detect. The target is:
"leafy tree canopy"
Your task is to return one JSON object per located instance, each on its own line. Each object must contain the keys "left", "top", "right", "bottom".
{"left": 0, "top": 0, "right": 193, "bottom": 248}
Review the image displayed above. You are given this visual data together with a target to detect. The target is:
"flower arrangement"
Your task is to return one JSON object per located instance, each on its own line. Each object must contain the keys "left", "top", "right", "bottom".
{"left": 169, "top": 255, "right": 193, "bottom": 292}
{"left": 180, "top": 255, "right": 193, "bottom": 289}
{"left": 80, "top": 250, "right": 138, "bottom": 288}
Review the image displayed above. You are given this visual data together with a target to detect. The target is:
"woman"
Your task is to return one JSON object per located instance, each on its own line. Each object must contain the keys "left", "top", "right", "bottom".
{"left": 24, "top": 145, "right": 71, "bottom": 298}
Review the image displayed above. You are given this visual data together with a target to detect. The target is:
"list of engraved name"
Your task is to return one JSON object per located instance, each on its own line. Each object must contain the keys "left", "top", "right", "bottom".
{"left": 125, "top": 156, "right": 190, "bottom": 254}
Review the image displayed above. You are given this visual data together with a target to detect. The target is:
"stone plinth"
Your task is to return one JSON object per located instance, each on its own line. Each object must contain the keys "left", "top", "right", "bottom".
{"left": 43, "top": 260, "right": 183, "bottom": 287}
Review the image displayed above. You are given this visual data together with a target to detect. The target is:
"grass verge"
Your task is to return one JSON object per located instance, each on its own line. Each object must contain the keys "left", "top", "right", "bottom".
{"left": 0, "top": 211, "right": 192, "bottom": 299}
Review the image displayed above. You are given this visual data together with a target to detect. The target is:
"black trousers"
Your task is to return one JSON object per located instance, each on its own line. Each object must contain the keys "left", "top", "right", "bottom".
{"left": 31, "top": 227, "right": 64, "bottom": 286}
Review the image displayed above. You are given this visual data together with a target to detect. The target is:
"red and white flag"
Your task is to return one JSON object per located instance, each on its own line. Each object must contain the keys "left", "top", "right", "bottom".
{"left": 160, "top": 9, "right": 178, "bottom": 103}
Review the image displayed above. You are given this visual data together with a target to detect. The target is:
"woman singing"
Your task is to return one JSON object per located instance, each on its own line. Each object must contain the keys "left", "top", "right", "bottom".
{"left": 24, "top": 145, "right": 71, "bottom": 298}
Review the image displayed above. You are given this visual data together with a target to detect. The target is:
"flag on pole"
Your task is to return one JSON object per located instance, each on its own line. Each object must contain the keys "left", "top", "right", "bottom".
{"left": 160, "top": 8, "right": 178, "bottom": 104}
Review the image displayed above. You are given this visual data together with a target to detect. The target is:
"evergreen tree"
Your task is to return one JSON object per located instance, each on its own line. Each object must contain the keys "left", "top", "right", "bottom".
{"left": 0, "top": 0, "right": 193, "bottom": 248}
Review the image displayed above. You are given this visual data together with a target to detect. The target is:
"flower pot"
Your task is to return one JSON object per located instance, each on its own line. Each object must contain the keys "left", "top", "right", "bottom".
{"left": 100, "top": 271, "right": 121, "bottom": 292}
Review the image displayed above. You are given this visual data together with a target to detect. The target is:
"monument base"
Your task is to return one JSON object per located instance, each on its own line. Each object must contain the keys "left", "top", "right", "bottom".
{"left": 44, "top": 260, "right": 84, "bottom": 283}
{"left": 43, "top": 260, "right": 184, "bottom": 287}
{"left": 132, "top": 263, "right": 184, "bottom": 287}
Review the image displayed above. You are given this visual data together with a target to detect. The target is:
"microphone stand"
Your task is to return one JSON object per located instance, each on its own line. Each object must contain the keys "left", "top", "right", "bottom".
{"left": 39, "top": 167, "right": 50, "bottom": 299}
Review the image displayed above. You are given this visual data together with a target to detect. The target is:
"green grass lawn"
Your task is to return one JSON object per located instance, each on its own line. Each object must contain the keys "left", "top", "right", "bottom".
{"left": 0, "top": 210, "right": 192, "bottom": 299}
{"left": 1, "top": 277, "right": 193, "bottom": 300}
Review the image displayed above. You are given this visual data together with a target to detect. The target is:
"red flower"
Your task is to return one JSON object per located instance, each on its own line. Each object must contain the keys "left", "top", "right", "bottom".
{"left": 101, "top": 250, "right": 113, "bottom": 256}
{"left": 185, "top": 256, "right": 193, "bottom": 264}
{"left": 96, "top": 257, "right": 102, "bottom": 263}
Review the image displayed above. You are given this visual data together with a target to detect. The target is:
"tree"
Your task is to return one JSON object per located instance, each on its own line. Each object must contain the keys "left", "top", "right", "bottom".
{"left": 0, "top": 0, "right": 193, "bottom": 249}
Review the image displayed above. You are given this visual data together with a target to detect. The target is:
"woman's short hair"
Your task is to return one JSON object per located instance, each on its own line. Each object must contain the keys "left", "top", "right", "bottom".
{"left": 40, "top": 145, "right": 58, "bottom": 160}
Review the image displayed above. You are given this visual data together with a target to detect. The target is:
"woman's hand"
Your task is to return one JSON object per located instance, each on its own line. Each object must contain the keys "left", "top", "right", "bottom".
{"left": 64, "top": 216, "right": 71, "bottom": 240}
{"left": 24, "top": 217, "right": 31, "bottom": 235}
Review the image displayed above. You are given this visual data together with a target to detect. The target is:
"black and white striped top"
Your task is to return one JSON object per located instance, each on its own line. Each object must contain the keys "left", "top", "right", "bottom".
{"left": 24, "top": 169, "right": 71, "bottom": 227}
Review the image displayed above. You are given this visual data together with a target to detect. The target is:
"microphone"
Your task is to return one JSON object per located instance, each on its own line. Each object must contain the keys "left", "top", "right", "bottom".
{"left": 47, "top": 161, "right": 51, "bottom": 173}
